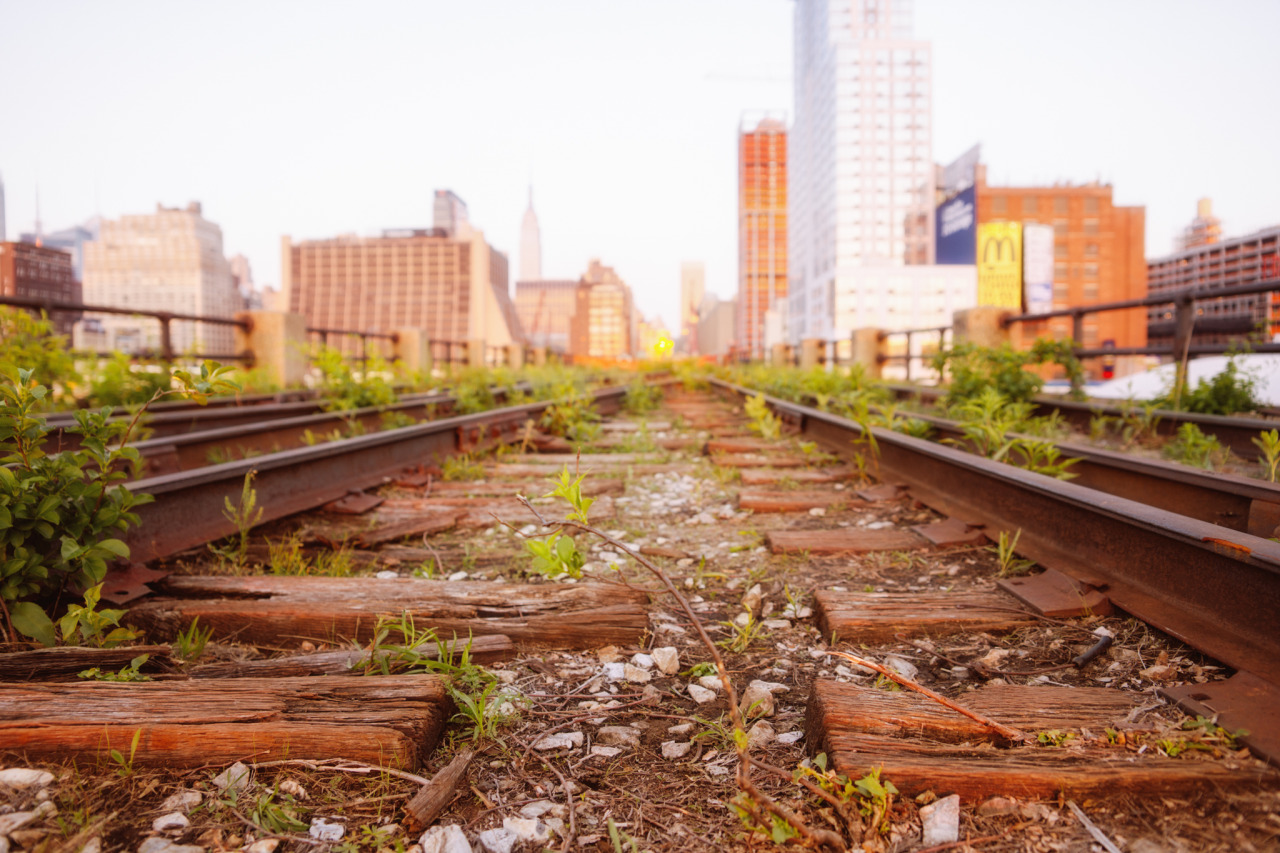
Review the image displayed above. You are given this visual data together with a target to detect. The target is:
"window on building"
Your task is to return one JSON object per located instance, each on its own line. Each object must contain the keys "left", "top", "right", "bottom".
{"left": 1054, "top": 197, "right": 1069, "bottom": 215}
{"left": 1084, "top": 197, "right": 1099, "bottom": 214}
{"left": 1083, "top": 283, "right": 1099, "bottom": 301}
{"left": 990, "top": 196, "right": 1007, "bottom": 216}
{"left": 1084, "top": 219, "right": 1099, "bottom": 235}
{"left": 1053, "top": 220, "right": 1068, "bottom": 237}
{"left": 1085, "top": 243, "right": 1099, "bottom": 257}
{"left": 1084, "top": 262, "right": 1099, "bottom": 278}
{"left": 1054, "top": 243, "right": 1068, "bottom": 258}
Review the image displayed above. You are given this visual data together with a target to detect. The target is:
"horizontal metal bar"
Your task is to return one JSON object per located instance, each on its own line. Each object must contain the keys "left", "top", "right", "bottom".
{"left": 1008, "top": 277, "right": 1280, "bottom": 324}
{"left": 0, "top": 295, "right": 249, "bottom": 328}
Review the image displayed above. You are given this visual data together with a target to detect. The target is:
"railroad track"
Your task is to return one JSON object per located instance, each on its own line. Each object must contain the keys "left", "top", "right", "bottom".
{"left": 886, "top": 381, "right": 1280, "bottom": 462}
{"left": 4, "top": 380, "right": 1278, "bottom": 851}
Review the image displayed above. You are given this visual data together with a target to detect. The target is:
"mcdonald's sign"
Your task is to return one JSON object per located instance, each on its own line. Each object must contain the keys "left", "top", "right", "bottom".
{"left": 977, "top": 222, "right": 1023, "bottom": 308}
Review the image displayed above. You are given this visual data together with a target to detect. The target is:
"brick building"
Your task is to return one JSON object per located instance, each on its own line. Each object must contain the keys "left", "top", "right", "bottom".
{"left": 976, "top": 167, "right": 1146, "bottom": 376}
{"left": 0, "top": 241, "right": 81, "bottom": 336}
{"left": 1147, "top": 224, "right": 1280, "bottom": 348}
{"left": 282, "top": 210, "right": 521, "bottom": 356}
{"left": 570, "top": 260, "right": 635, "bottom": 359}
{"left": 738, "top": 115, "right": 786, "bottom": 359}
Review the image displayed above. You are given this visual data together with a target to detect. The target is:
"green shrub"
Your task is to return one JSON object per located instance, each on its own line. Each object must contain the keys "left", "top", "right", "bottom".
{"left": 1155, "top": 357, "right": 1261, "bottom": 415}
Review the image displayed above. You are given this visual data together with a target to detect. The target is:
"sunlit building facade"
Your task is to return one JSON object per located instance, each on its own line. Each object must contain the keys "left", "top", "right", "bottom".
{"left": 0, "top": 241, "right": 81, "bottom": 336}
{"left": 78, "top": 202, "right": 238, "bottom": 354}
{"left": 789, "top": 0, "right": 934, "bottom": 343}
{"left": 679, "top": 261, "right": 704, "bottom": 354}
{"left": 570, "top": 259, "right": 635, "bottom": 359}
{"left": 738, "top": 115, "right": 787, "bottom": 359}
{"left": 514, "top": 278, "right": 577, "bottom": 352}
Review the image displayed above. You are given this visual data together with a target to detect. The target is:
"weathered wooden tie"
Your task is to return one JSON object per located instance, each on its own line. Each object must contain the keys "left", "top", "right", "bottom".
{"left": 740, "top": 468, "right": 855, "bottom": 486}
{"left": 814, "top": 589, "right": 1037, "bottom": 643}
{"left": 0, "top": 675, "right": 450, "bottom": 768}
{"left": 189, "top": 634, "right": 515, "bottom": 678}
{"left": 128, "top": 576, "right": 650, "bottom": 649}
{"left": 806, "top": 681, "right": 1264, "bottom": 799}
{"left": 739, "top": 490, "right": 866, "bottom": 513}
{"left": 710, "top": 453, "right": 810, "bottom": 469}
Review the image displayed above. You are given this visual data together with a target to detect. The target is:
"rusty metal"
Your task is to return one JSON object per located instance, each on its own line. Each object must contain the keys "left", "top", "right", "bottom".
{"left": 122, "top": 386, "right": 625, "bottom": 564}
{"left": 1161, "top": 673, "right": 1280, "bottom": 767}
{"left": 98, "top": 563, "right": 172, "bottom": 606}
{"left": 911, "top": 517, "right": 988, "bottom": 547}
{"left": 323, "top": 491, "right": 385, "bottom": 515}
{"left": 713, "top": 379, "right": 1280, "bottom": 690}
{"left": 997, "top": 568, "right": 1113, "bottom": 618}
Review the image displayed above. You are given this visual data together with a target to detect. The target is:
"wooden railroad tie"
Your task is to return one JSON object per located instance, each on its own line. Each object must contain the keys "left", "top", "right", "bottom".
{"left": 710, "top": 453, "right": 811, "bottom": 469}
{"left": 0, "top": 675, "right": 450, "bottom": 769}
{"left": 805, "top": 681, "right": 1266, "bottom": 800}
{"left": 738, "top": 490, "right": 866, "bottom": 513}
{"left": 767, "top": 518, "right": 986, "bottom": 554}
{"left": 739, "top": 467, "right": 856, "bottom": 486}
{"left": 127, "top": 576, "right": 650, "bottom": 650}
{"left": 814, "top": 589, "right": 1037, "bottom": 643}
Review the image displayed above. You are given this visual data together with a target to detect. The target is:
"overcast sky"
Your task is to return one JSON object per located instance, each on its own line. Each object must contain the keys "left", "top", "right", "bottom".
{"left": 2, "top": 0, "right": 1277, "bottom": 330}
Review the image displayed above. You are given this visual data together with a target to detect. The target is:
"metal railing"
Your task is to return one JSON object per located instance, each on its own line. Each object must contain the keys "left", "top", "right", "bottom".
{"left": 878, "top": 325, "right": 951, "bottom": 382}
{"left": 306, "top": 326, "right": 400, "bottom": 369}
{"left": 0, "top": 294, "right": 251, "bottom": 362}
{"left": 431, "top": 340, "right": 469, "bottom": 367}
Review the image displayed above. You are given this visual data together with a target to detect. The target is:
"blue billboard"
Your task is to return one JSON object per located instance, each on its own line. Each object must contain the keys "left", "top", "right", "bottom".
{"left": 936, "top": 185, "right": 977, "bottom": 265}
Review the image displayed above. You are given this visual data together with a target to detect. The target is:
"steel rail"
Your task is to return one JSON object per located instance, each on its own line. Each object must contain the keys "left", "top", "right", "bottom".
{"left": 712, "top": 379, "right": 1280, "bottom": 686}
{"left": 121, "top": 386, "right": 626, "bottom": 565}
{"left": 885, "top": 383, "right": 1280, "bottom": 462}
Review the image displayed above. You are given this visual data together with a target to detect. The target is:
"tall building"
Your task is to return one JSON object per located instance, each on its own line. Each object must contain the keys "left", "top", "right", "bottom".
{"left": 0, "top": 242, "right": 81, "bottom": 336}
{"left": 697, "top": 294, "right": 738, "bottom": 358}
{"left": 1148, "top": 224, "right": 1280, "bottom": 349}
{"left": 738, "top": 114, "right": 788, "bottom": 358}
{"left": 514, "top": 279, "right": 577, "bottom": 352}
{"left": 679, "top": 262, "right": 705, "bottom": 353}
{"left": 520, "top": 187, "right": 542, "bottom": 282}
{"left": 0, "top": 173, "right": 6, "bottom": 243}
{"left": 570, "top": 259, "right": 635, "bottom": 359}
{"left": 976, "top": 167, "right": 1147, "bottom": 374}
{"left": 433, "top": 190, "right": 470, "bottom": 238}
{"left": 21, "top": 219, "right": 100, "bottom": 282}
{"left": 79, "top": 202, "right": 238, "bottom": 355}
{"left": 1178, "top": 198, "right": 1223, "bottom": 252}
{"left": 283, "top": 209, "right": 520, "bottom": 356}
{"left": 789, "top": 0, "right": 935, "bottom": 342}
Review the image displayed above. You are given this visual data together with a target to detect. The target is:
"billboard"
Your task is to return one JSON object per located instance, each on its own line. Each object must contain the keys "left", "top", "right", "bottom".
{"left": 941, "top": 144, "right": 981, "bottom": 199}
{"left": 1022, "top": 223, "right": 1054, "bottom": 315}
{"left": 936, "top": 185, "right": 977, "bottom": 264}
{"left": 977, "top": 222, "right": 1023, "bottom": 308}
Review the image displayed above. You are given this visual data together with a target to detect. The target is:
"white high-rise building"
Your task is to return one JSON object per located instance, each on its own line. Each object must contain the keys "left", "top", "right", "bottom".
{"left": 78, "top": 202, "right": 239, "bottom": 355}
{"left": 789, "top": 0, "right": 938, "bottom": 342}
{"left": 519, "top": 187, "right": 542, "bottom": 282}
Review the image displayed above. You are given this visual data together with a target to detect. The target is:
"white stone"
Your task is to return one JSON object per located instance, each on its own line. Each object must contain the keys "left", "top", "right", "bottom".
{"left": 777, "top": 731, "right": 805, "bottom": 745}
{"left": 447, "top": 571, "right": 469, "bottom": 582}
{"left": 630, "top": 653, "right": 654, "bottom": 669}
{"left": 245, "top": 841, "right": 279, "bottom": 853}
{"left": 503, "top": 816, "right": 552, "bottom": 843}
{"left": 919, "top": 794, "right": 961, "bottom": 846}
{"left": 590, "top": 746, "right": 622, "bottom": 758}
{"left": 697, "top": 675, "right": 724, "bottom": 692}
{"left": 152, "top": 812, "right": 190, "bottom": 833}
{"left": 160, "top": 791, "right": 203, "bottom": 813}
{"left": 742, "top": 584, "right": 763, "bottom": 613}
{"left": 476, "top": 827, "right": 517, "bottom": 853}
{"left": 687, "top": 684, "right": 717, "bottom": 704}
{"left": 137, "top": 840, "right": 205, "bottom": 853}
{"left": 623, "top": 664, "right": 651, "bottom": 683}
{"left": 309, "top": 817, "right": 345, "bottom": 841}
{"left": 211, "top": 761, "right": 252, "bottom": 792}
{"left": 278, "top": 779, "right": 308, "bottom": 800}
{"left": 596, "top": 726, "right": 640, "bottom": 748}
{"left": 81, "top": 839, "right": 102, "bottom": 853}
{"left": 884, "top": 655, "right": 919, "bottom": 681}
{"left": 667, "top": 722, "right": 694, "bottom": 735}
{"left": 533, "top": 732, "right": 584, "bottom": 750}
{"left": 651, "top": 647, "right": 679, "bottom": 675}
{"left": 866, "top": 520, "right": 893, "bottom": 529}
{"left": 419, "top": 824, "right": 473, "bottom": 853}
{"left": 661, "top": 741, "right": 692, "bottom": 759}
{"left": 602, "top": 662, "right": 627, "bottom": 682}
{"left": 747, "top": 720, "right": 776, "bottom": 749}
{"left": 739, "top": 680, "right": 789, "bottom": 718}
{"left": 375, "top": 570, "right": 399, "bottom": 579}
{"left": 762, "top": 619, "right": 791, "bottom": 630}
{"left": 706, "top": 765, "right": 731, "bottom": 776}
{"left": 0, "top": 768, "right": 54, "bottom": 790}
{"left": 519, "top": 800, "right": 555, "bottom": 818}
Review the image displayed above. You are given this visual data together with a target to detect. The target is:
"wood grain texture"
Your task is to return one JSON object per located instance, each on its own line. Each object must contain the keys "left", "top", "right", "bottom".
{"left": 814, "top": 590, "right": 1036, "bottom": 642}
{"left": 740, "top": 468, "right": 855, "bottom": 486}
{"left": 805, "top": 680, "right": 1265, "bottom": 800}
{"left": 405, "top": 748, "right": 474, "bottom": 831}
{"left": 189, "top": 634, "right": 514, "bottom": 678}
{"left": 0, "top": 645, "right": 173, "bottom": 682}
{"left": 128, "top": 576, "right": 650, "bottom": 649}
{"left": 767, "top": 528, "right": 925, "bottom": 554}
{"left": 710, "top": 453, "right": 810, "bottom": 469}
{"left": 0, "top": 675, "right": 450, "bottom": 769}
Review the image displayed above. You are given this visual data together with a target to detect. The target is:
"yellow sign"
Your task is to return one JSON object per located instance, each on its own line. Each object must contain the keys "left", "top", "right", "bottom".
{"left": 977, "top": 222, "right": 1023, "bottom": 308}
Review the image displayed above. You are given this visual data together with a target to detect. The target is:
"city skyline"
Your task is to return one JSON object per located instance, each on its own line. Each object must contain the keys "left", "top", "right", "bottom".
{"left": 1, "top": 1, "right": 1277, "bottom": 334}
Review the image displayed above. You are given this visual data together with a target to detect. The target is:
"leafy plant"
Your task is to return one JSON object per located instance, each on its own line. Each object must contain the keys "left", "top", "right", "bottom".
{"left": 1163, "top": 423, "right": 1228, "bottom": 470}
{"left": 1036, "top": 729, "right": 1075, "bottom": 747}
{"left": 247, "top": 786, "right": 309, "bottom": 834}
{"left": 1008, "top": 438, "right": 1080, "bottom": 480}
{"left": 525, "top": 531, "right": 585, "bottom": 579}
{"left": 0, "top": 363, "right": 237, "bottom": 644}
{"left": 1253, "top": 429, "right": 1280, "bottom": 482}
{"left": 623, "top": 378, "right": 662, "bottom": 415}
{"left": 539, "top": 380, "right": 601, "bottom": 447}
{"left": 104, "top": 727, "right": 142, "bottom": 776}
{"left": 0, "top": 307, "right": 78, "bottom": 407}
{"left": 58, "top": 583, "right": 141, "bottom": 647}
{"left": 442, "top": 453, "right": 485, "bottom": 482}
{"left": 1156, "top": 355, "right": 1261, "bottom": 415}
{"left": 173, "top": 616, "right": 213, "bottom": 662}
{"left": 87, "top": 354, "right": 170, "bottom": 408}
{"left": 931, "top": 339, "right": 1084, "bottom": 406}
{"left": 79, "top": 653, "right": 151, "bottom": 682}
{"left": 990, "top": 529, "right": 1035, "bottom": 577}
{"left": 208, "top": 471, "right": 264, "bottom": 571}
{"left": 608, "top": 816, "right": 643, "bottom": 853}
{"left": 313, "top": 345, "right": 397, "bottom": 412}
{"left": 744, "top": 392, "right": 782, "bottom": 440}
{"left": 718, "top": 610, "right": 767, "bottom": 654}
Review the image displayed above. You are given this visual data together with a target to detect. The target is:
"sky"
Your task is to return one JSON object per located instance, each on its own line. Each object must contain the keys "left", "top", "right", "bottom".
{"left": 2, "top": 0, "right": 1277, "bottom": 332}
